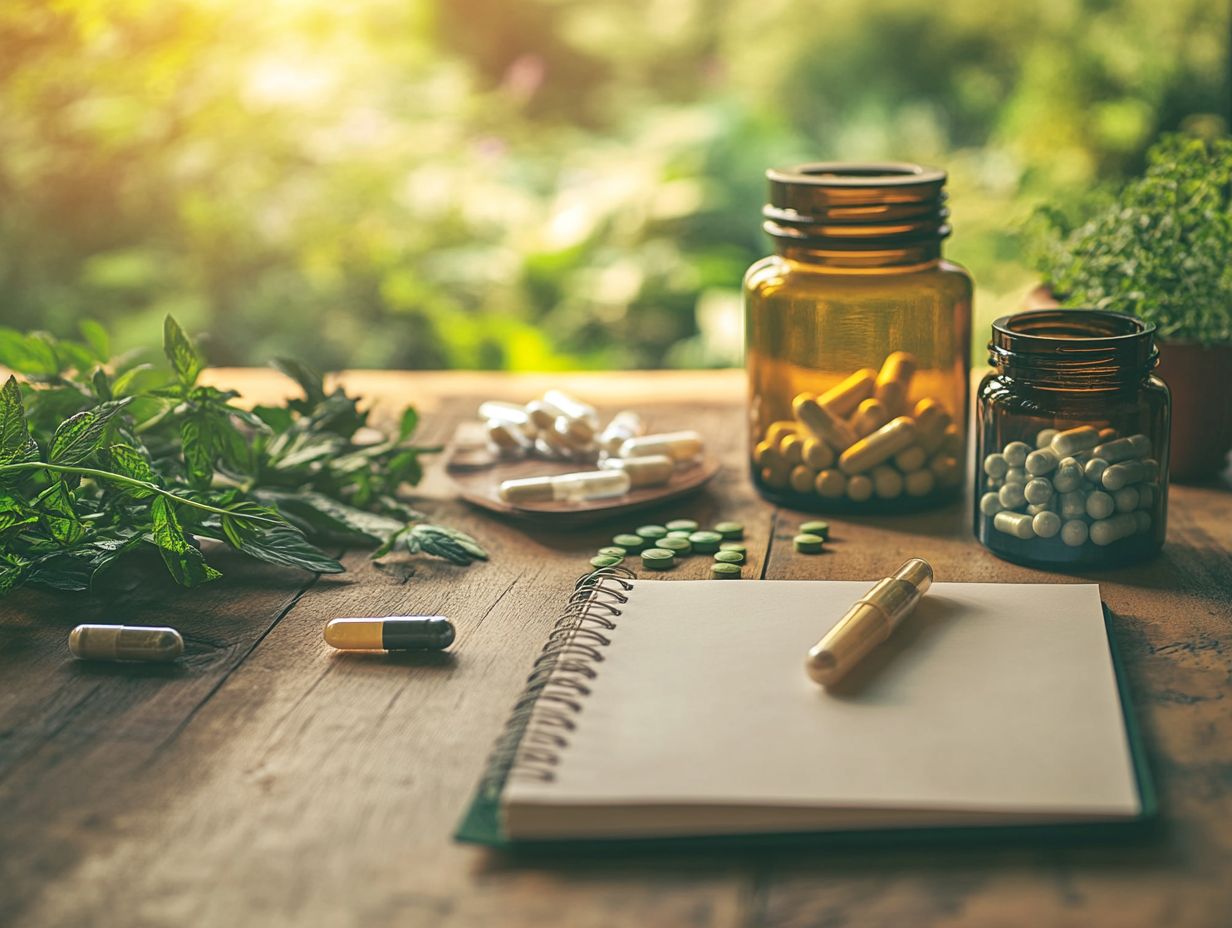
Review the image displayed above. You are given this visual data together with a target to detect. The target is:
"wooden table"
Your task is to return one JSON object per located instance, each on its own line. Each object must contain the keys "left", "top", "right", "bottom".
{"left": 2, "top": 370, "right": 1230, "bottom": 928}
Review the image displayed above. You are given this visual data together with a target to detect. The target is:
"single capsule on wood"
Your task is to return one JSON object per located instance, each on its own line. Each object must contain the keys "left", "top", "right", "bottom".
{"left": 69, "top": 625, "right": 183, "bottom": 663}
{"left": 325, "top": 617, "right": 455, "bottom": 651}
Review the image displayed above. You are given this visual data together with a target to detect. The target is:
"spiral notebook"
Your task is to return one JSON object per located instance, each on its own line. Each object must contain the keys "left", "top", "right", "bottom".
{"left": 457, "top": 570, "right": 1153, "bottom": 847}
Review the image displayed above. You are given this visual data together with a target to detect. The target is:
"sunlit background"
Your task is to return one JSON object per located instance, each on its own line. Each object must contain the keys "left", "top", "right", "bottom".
{"left": 2, "top": 0, "right": 1229, "bottom": 370}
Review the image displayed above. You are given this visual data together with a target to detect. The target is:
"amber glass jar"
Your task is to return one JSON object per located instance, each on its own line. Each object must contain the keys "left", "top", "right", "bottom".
{"left": 975, "top": 310, "right": 1170, "bottom": 569}
{"left": 744, "top": 163, "right": 973, "bottom": 512}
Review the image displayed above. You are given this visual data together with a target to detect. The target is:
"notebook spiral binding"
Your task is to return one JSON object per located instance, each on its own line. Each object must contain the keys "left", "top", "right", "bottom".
{"left": 479, "top": 565, "right": 635, "bottom": 799}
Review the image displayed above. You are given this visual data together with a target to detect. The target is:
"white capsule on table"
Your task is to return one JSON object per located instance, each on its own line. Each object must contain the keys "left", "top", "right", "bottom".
{"left": 1058, "top": 489, "right": 1086, "bottom": 520}
{"left": 1083, "top": 457, "right": 1109, "bottom": 483}
{"left": 1003, "top": 441, "right": 1031, "bottom": 467}
{"left": 1090, "top": 512, "right": 1138, "bottom": 546}
{"left": 994, "top": 510, "right": 1035, "bottom": 539}
{"left": 487, "top": 420, "right": 531, "bottom": 454}
{"left": 1092, "top": 433, "right": 1151, "bottom": 464}
{"left": 1035, "top": 428, "right": 1059, "bottom": 449}
{"left": 980, "top": 492, "right": 1004, "bottom": 517}
{"left": 873, "top": 465, "right": 904, "bottom": 499}
{"left": 619, "top": 430, "right": 704, "bottom": 462}
{"left": 598, "top": 410, "right": 644, "bottom": 455}
{"left": 542, "top": 389, "right": 599, "bottom": 427}
{"left": 599, "top": 454, "right": 674, "bottom": 488}
{"left": 1061, "top": 519, "right": 1090, "bottom": 547}
{"left": 1086, "top": 490, "right": 1115, "bottom": 520}
{"left": 894, "top": 445, "right": 928, "bottom": 473}
{"left": 1032, "top": 510, "right": 1062, "bottom": 539}
{"left": 1052, "top": 458, "right": 1084, "bottom": 493}
{"left": 984, "top": 453, "right": 1009, "bottom": 479}
{"left": 1024, "top": 477, "right": 1054, "bottom": 505}
{"left": 554, "top": 415, "right": 596, "bottom": 450}
{"left": 998, "top": 482, "right": 1027, "bottom": 509}
{"left": 1102, "top": 459, "right": 1154, "bottom": 491}
{"left": 499, "top": 469, "right": 631, "bottom": 504}
{"left": 904, "top": 469, "right": 935, "bottom": 497}
{"left": 846, "top": 474, "right": 874, "bottom": 502}
{"left": 1113, "top": 486, "right": 1140, "bottom": 513}
{"left": 1025, "top": 447, "right": 1060, "bottom": 476}
{"left": 1134, "top": 510, "right": 1152, "bottom": 533}
{"left": 1050, "top": 426, "right": 1102, "bottom": 458}
{"left": 789, "top": 464, "right": 818, "bottom": 494}
{"left": 480, "top": 401, "right": 533, "bottom": 429}
{"left": 525, "top": 400, "right": 560, "bottom": 433}
{"left": 1004, "top": 466, "right": 1027, "bottom": 484}
{"left": 815, "top": 468, "right": 847, "bottom": 498}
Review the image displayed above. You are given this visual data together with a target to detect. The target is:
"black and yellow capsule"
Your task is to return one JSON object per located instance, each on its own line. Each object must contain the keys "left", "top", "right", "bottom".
{"left": 324, "top": 617, "right": 455, "bottom": 652}
{"left": 69, "top": 625, "right": 184, "bottom": 662}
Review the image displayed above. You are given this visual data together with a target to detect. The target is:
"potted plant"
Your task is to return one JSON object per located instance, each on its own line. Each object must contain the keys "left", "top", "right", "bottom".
{"left": 1026, "top": 134, "right": 1232, "bottom": 481}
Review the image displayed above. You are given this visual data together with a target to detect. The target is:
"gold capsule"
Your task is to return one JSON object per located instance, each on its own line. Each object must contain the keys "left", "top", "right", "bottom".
{"left": 818, "top": 368, "right": 876, "bottom": 418}
{"left": 801, "top": 437, "right": 834, "bottom": 470}
{"left": 851, "top": 398, "right": 890, "bottom": 438}
{"left": 789, "top": 464, "right": 818, "bottom": 494}
{"left": 69, "top": 625, "right": 184, "bottom": 663}
{"left": 324, "top": 617, "right": 456, "bottom": 651}
{"left": 793, "top": 393, "right": 858, "bottom": 452}
{"left": 838, "top": 416, "right": 918, "bottom": 474}
{"left": 873, "top": 351, "right": 917, "bottom": 416}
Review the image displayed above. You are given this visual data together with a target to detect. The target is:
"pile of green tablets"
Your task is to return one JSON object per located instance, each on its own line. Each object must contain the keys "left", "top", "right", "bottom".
{"left": 587, "top": 518, "right": 747, "bottom": 578}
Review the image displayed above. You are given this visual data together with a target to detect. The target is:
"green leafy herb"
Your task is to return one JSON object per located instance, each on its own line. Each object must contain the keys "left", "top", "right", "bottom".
{"left": 1028, "top": 134, "right": 1232, "bottom": 346}
{"left": 0, "top": 316, "right": 486, "bottom": 595}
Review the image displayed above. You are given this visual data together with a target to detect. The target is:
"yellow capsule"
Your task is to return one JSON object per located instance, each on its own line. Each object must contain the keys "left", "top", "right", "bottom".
{"left": 801, "top": 437, "right": 834, "bottom": 470}
{"left": 871, "top": 464, "right": 904, "bottom": 499}
{"left": 893, "top": 444, "right": 927, "bottom": 472}
{"left": 912, "top": 397, "right": 952, "bottom": 454}
{"left": 789, "top": 464, "right": 818, "bottom": 494}
{"left": 873, "top": 352, "right": 918, "bottom": 417}
{"left": 904, "top": 468, "right": 936, "bottom": 497}
{"left": 761, "top": 459, "right": 790, "bottom": 489}
{"left": 793, "top": 393, "right": 858, "bottom": 452}
{"left": 850, "top": 398, "right": 890, "bottom": 438}
{"left": 846, "top": 474, "right": 874, "bottom": 502}
{"left": 778, "top": 433, "right": 805, "bottom": 467}
{"left": 69, "top": 625, "right": 183, "bottom": 663}
{"left": 325, "top": 617, "right": 456, "bottom": 651}
{"left": 838, "top": 416, "right": 919, "bottom": 475}
{"left": 940, "top": 423, "right": 963, "bottom": 457}
{"left": 815, "top": 468, "right": 847, "bottom": 498}
{"left": 929, "top": 454, "right": 962, "bottom": 486}
{"left": 818, "top": 368, "right": 876, "bottom": 418}
{"left": 764, "top": 420, "right": 798, "bottom": 446}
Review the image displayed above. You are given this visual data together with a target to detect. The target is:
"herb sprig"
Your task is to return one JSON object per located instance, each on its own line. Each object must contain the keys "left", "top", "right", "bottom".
{"left": 0, "top": 317, "right": 485, "bottom": 595}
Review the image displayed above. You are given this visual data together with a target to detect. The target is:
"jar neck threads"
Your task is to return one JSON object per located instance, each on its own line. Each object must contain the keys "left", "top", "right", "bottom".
{"left": 989, "top": 310, "right": 1159, "bottom": 391}
{"left": 764, "top": 162, "right": 949, "bottom": 268}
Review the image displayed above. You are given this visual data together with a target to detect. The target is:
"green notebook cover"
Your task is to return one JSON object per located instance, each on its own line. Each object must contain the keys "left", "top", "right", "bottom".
{"left": 455, "top": 590, "right": 1157, "bottom": 851}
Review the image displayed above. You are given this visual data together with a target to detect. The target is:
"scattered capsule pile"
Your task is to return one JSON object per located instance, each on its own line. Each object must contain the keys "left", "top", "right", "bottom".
{"left": 483, "top": 389, "right": 707, "bottom": 505}
{"left": 754, "top": 352, "right": 963, "bottom": 505}
{"left": 590, "top": 519, "right": 749, "bottom": 579}
{"left": 980, "top": 426, "right": 1162, "bottom": 549}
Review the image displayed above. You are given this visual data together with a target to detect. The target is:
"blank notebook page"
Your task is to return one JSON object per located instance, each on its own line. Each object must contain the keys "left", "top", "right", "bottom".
{"left": 503, "top": 580, "right": 1142, "bottom": 839}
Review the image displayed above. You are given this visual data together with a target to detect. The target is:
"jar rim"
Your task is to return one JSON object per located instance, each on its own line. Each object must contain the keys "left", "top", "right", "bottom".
{"left": 767, "top": 162, "right": 947, "bottom": 188}
{"left": 992, "top": 309, "right": 1156, "bottom": 350}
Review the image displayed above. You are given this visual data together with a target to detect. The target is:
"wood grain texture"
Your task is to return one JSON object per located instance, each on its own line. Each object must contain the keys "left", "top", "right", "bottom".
{"left": 1, "top": 370, "right": 1230, "bottom": 928}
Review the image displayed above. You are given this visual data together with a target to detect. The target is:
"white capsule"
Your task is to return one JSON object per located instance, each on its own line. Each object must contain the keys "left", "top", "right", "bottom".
{"left": 1061, "top": 519, "right": 1089, "bottom": 547}
{"left": 1003, "top": 441, "right": 1031, "bottom": 467}
{"left": 994, "top": 510, "right": 1035, "bottom": 539}
{"left": 1025, "top": 447, "right": 1060, "bottom": 476}
{"left": 525, "top": 399, "right": 560, "bottom": 432}
{"left": 1084, "top": 457, "right": 1109, "bottom": 483}
{"left": 486, "top": 420, "right": 531, "bottom": 455}
{"left": 1024, "top": 478, "right": 1054, "bottom": 505}
{"left": 1004, "top": 466, "right": 1027, "bottom": 484}
{"left": 1035, "top": 428, "right": 1059, "bottom": 449}
{"left": 980, "top": 492, "right": 1004, "bottom": 517}
{"left": 983, "top": 453, "right": 1009, "bottom": 478}
{"left": 619, "top": 430, "right": 704, "bottom": 462}
{"left": 1059, "top": 489, "right": 1087, "bottom": 520}
{"left": 1102, "top": 459, "right": 1154, "bottom": 491}
{"left": 599, "top": 454, "right": 673, "bottom": 488}
{"left": 872, "top": 465, "right": 904, "bottom": 499}
{"left": 499, "top": 469, "right": 631, "bottom": 505}
{"left": 597, "top": 410, "right": 645, "bottom": 455}
{"left": 1050, "top": 426, "right": 1101, "bottom": 458}
{"left": 1086, "top": 490, "right": 1115, "bottom": 520}
{"left": 479, "top": 401, "right": 532, "bottom": 429}
{"left": 542, "top": 389, "right": 599, "bottom": 427}
{"left": 1113, "top": 486, "right": 1140, "bottom": 513}
{"left": 1032, "top": 510, "right": 1062, "bottom": 539}
{"left": 1090, "top": 512, "right": 1138, "bottom": 546}
{"left": 1092, "top": 433, "right": 1151, "bottom": 464}
{"left": 1052, "top": 458, "right": 1084, "bottom": 493}
{"left": 846, "top": 474, "right": 874, "bottom": 502}
{"left": 554, "top": 415, "right": 596, "bottom": 450}
{"left": 998, "top": 482, "right": 1027, "bottom": 509}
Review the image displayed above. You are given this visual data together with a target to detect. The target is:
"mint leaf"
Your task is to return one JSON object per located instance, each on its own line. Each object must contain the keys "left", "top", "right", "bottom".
{"left": 0, "top": 377, "right": 39, "bottom": 474}
{"left": 180, "top": 415, "right": 214, "bottom": 487}
{"left": 221, "top": 504, "right": 343, "bottom": 574}
{"left": 149, "top": 496, "right": 222, "bottom": 587}
{"left": 0, "top": 329, "right": 59, "bottom": 376}
{"left": 163, "top": 316, "right": 205, "bottom": 387}
{"left": 35, "top": 481, "right": 84, "bottom": 546}
{"left": 47, "top": 398, "right": 131, "bottom": 465}
{"left": 272, "top": 357, "right": 326, "bottom": 406}
{"left": 107, "top": 443, "right": 158, "bottom": 497}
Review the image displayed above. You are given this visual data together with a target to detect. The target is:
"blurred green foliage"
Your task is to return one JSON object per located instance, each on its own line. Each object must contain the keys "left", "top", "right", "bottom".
{"left": 1, "top": 0, "right": 1228, "bottom": 370}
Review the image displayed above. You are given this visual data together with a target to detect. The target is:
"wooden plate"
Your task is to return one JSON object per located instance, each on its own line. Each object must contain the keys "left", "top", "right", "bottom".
{"left": 445, "top": 422, "right": 721, "bottom": 527}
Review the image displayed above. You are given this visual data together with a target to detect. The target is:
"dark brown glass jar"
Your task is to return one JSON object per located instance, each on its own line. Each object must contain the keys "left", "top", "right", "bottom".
{"left": 975, "top": 310, "right": 1170, "bottom": 569}
{"left": 744, "top": 163, "right": 972, "bottom": 512}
